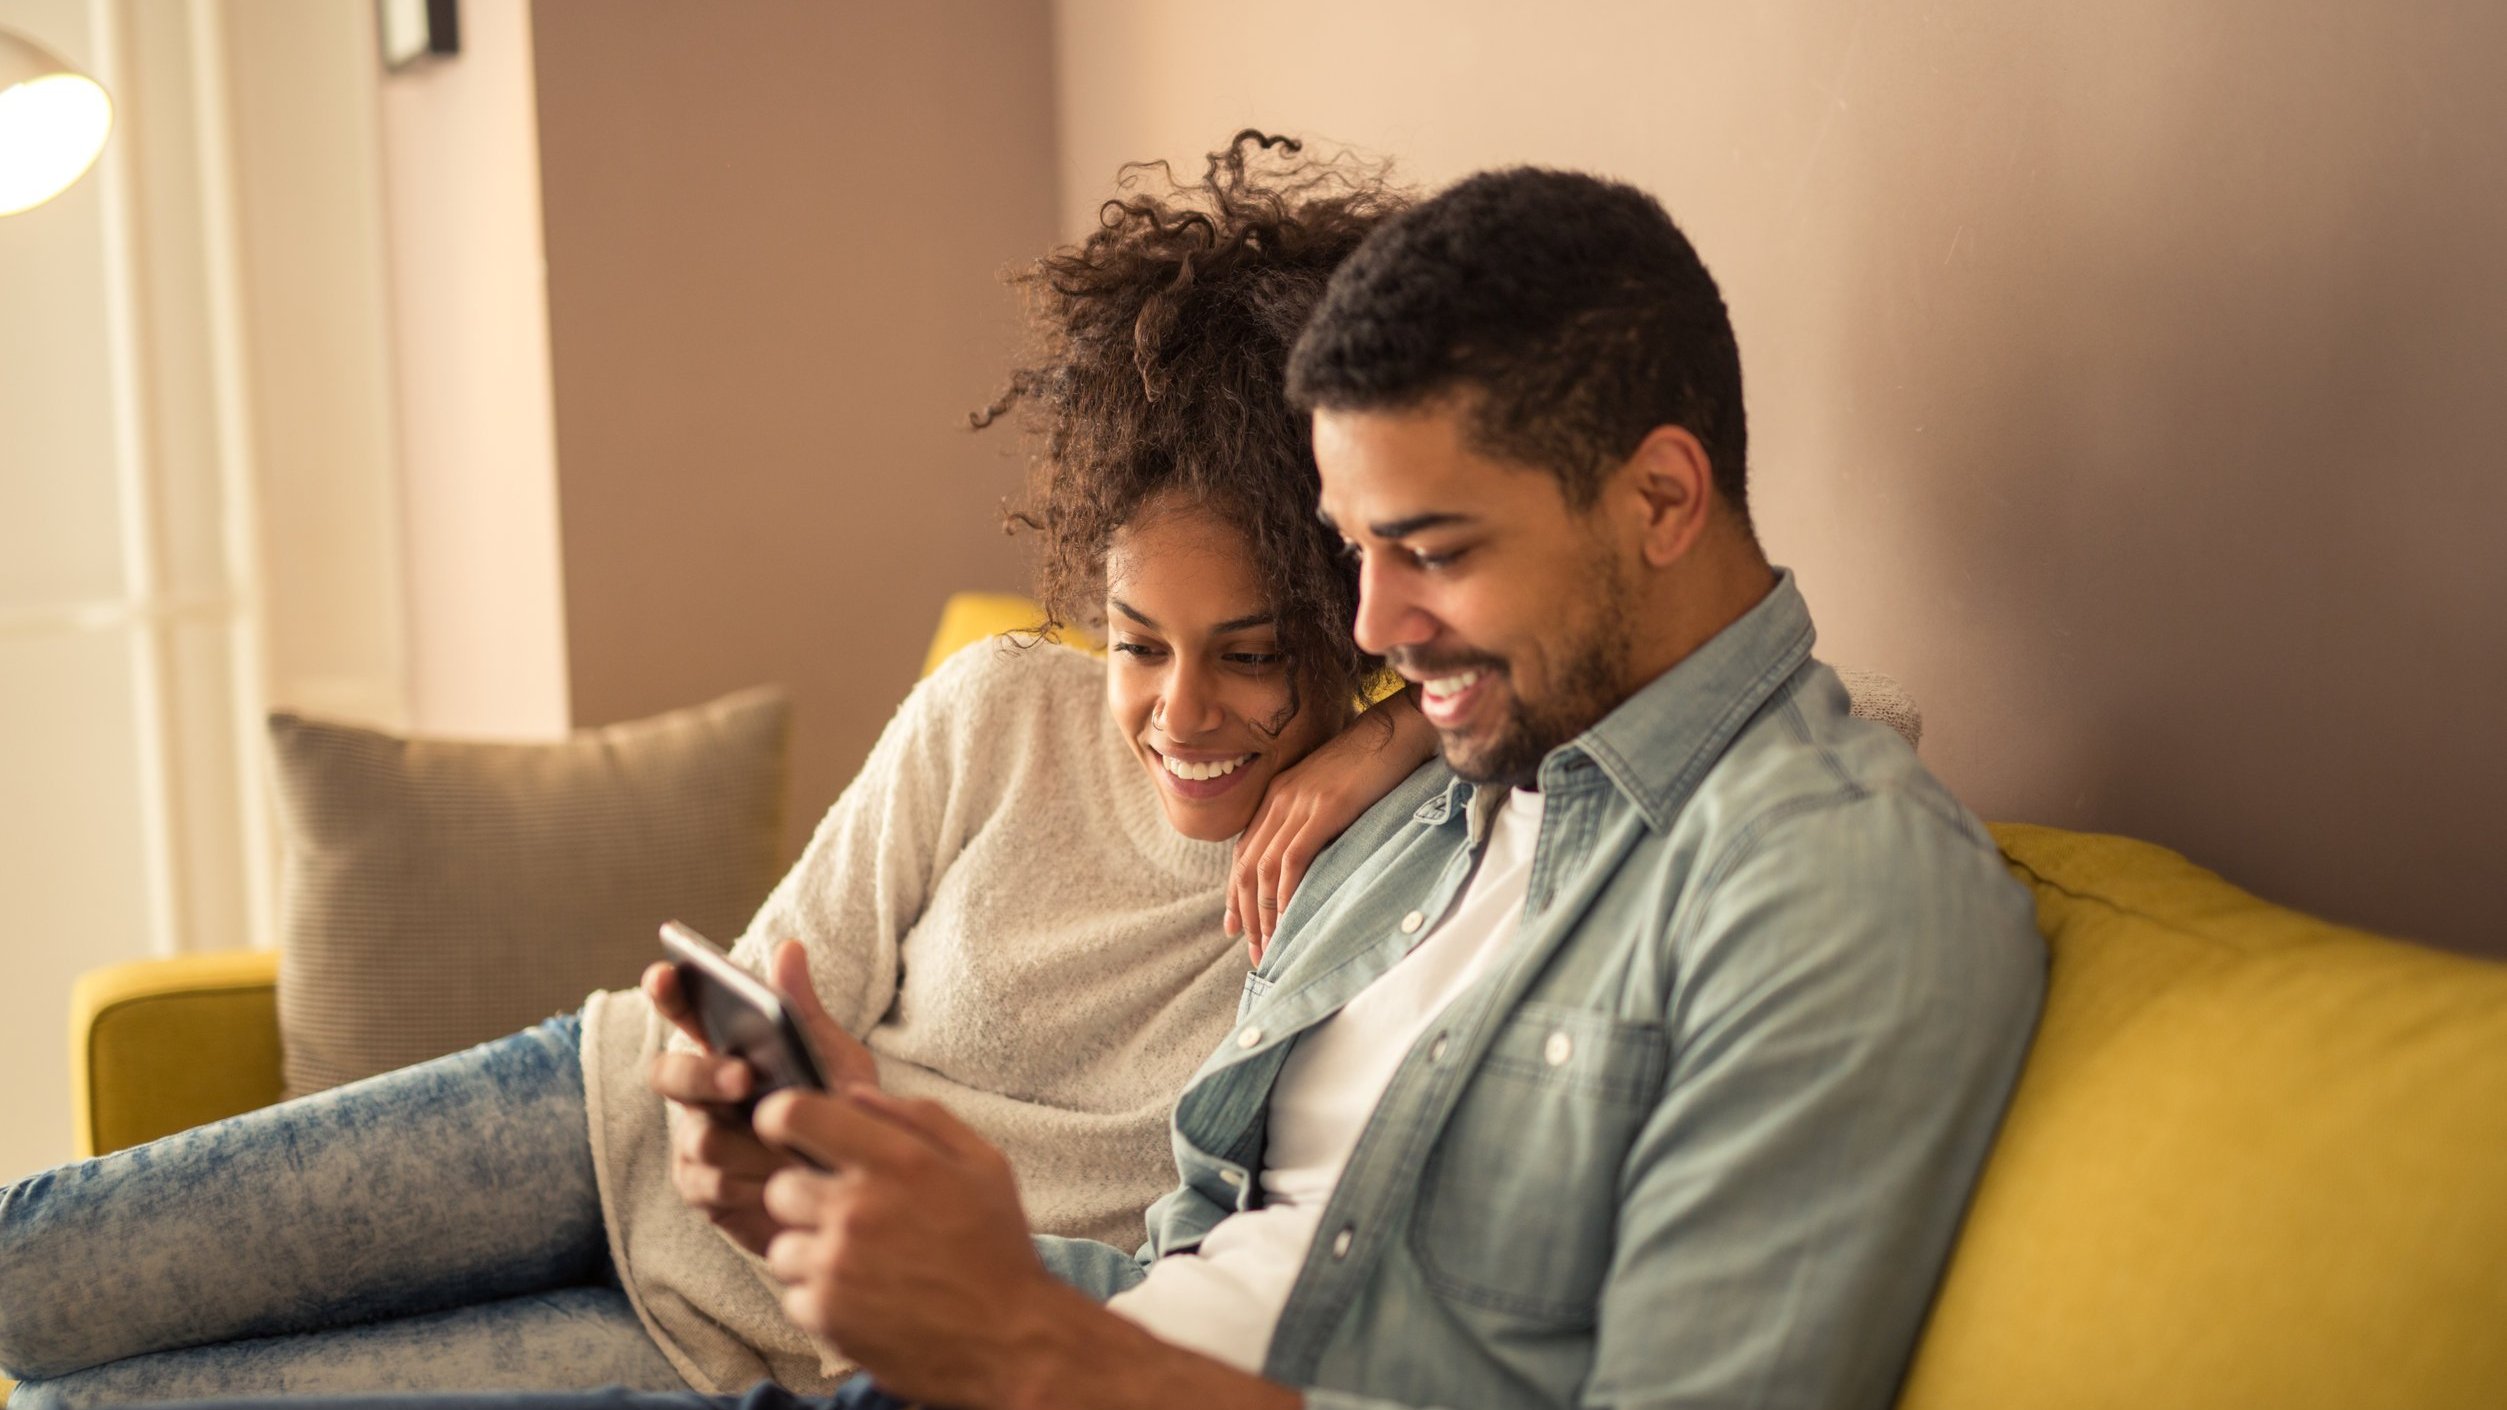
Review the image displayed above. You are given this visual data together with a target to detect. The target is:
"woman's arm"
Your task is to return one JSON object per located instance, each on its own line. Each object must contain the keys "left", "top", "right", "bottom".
{"left": 1227, "top": 686, "right": 1438, "bottom": 963}
{"left": 649, "top": 644, "right": 999, "bottom": 1253}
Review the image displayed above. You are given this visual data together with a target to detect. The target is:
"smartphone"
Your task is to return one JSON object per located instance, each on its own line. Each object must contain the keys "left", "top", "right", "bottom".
{"left": 658, "top": 920, "right": 828, "bottom": 1102}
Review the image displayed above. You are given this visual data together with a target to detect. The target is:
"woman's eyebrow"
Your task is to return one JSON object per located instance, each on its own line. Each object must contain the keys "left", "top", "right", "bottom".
{"left": 1110, "top": 600, "right": 1273, "bottom": 635}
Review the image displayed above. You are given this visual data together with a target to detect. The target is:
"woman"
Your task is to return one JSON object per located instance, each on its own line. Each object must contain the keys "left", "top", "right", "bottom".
{"left": 0, "top": 132, "right": 1421, "bottom": 1407}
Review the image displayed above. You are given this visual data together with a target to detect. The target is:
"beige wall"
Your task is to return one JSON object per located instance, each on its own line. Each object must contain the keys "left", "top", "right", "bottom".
{"left": 1055, "top": 0, "right": 2507, "bottom": 956}
{"left": 378, "top": 0, "right": 570, "bottom": 739}
{"left": 530, "top": 0, "right": 1052, "bottom": 850}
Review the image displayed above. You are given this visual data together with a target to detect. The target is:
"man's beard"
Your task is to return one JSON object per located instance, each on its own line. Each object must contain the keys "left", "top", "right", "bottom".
{"left": 1418, "top": 565, "right": 1636, "bottom": 791}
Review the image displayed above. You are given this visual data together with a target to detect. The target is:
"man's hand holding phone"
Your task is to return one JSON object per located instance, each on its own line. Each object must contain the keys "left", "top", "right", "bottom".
{"left": 644, "top": 933, "right": 877, "bottom": 1256}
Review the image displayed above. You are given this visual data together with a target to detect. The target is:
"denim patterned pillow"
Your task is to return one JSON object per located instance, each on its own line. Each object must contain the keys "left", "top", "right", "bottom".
{"left": 267, "top": 689, "right": 789, "bottom": 1097}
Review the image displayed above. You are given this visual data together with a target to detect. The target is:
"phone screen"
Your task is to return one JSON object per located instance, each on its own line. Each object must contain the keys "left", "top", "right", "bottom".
{"left": 659, "top": 921, "right": 828, "bottom": 1100}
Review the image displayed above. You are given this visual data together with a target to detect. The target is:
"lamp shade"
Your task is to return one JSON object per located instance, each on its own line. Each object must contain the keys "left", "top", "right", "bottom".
{"left": 0, "top": 27, "right": 113, "bottom": 217}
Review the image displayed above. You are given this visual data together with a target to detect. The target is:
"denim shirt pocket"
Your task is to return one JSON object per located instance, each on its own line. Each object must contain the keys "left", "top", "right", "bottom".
{"left": 1411, "top": 1001, "right": 1669, "bottom": 1326}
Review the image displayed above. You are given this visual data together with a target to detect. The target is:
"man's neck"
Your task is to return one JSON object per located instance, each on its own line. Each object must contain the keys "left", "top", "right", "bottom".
{"left": 1617, "top": 529, "right": 1779, "bottom": 701}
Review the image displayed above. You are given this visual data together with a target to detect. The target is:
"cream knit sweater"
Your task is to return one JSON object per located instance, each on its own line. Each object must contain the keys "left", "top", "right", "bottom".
{"left": 579, "top": 641, "right": 1242, "bottom": 1393}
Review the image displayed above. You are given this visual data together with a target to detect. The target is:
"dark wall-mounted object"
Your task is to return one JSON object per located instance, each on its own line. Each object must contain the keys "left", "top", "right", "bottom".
{"left": 378, "top": 0, "right": 459, "bottom": 72}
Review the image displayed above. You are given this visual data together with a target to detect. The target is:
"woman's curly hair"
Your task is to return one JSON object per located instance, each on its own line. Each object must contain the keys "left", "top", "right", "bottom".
{"left": 975, "top": 129, "right": 1405, "bottom": 725}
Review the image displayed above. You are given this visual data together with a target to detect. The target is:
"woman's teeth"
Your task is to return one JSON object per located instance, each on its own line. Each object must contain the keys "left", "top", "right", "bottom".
{"left": 1162, "top": 753, "right": 1255, "bottom": 782}
{"left": 1421, "top": 669, "right": 1487, "bottom": 703}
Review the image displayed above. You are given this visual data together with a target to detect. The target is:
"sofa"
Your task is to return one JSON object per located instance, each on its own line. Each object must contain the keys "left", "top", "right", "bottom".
{"left": 57, "top": 592, "right": 2507, "bottom": 1408}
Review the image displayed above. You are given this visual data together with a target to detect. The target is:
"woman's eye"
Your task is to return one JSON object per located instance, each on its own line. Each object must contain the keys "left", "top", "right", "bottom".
{"left": 1227, "top": 652, "right": 1285, "bottom": 668}
{"left": 1112, "top": 642, "right": 1166, "bottom": 659}
{"left": 1412, "top": 546, "right": 1467, "bottom": 570}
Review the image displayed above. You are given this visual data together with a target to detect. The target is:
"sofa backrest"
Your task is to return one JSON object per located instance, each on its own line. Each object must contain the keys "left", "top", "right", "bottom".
{"left": 1897, "top": 824, "right": 2507, "bottom": 1409}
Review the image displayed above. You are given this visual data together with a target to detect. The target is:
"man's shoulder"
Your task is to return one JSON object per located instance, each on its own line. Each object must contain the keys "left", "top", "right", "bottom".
{"left": 1698, "top": 660, "right": 1997, "bottom": 860}
{"left": 1671, "top": 665, "right": 2040, "bottom": 983}
{"left": 1260, "top": 757, "right": 1456, "bottom": 970}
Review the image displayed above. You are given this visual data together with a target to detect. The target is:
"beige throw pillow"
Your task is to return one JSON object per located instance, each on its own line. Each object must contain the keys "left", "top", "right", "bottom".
{"left": 269, "top": 688, "right": 790, "bottom": 1097}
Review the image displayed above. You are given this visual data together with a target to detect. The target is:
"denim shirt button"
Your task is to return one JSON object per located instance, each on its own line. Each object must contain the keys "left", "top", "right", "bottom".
{"left": 1428, "top": 1033, "right": 1449, "bottom": 1062}
{"left": 1331, "top": 1226, "right": 1354, "bottom": 1259}
{"left": 1544, "top": 1031, "right": 1574, "bottom": 1066}
{"left": 1400, "top": 910, "right": 1426, "bottom": 934}
{"left": 1238, "top": 1026, "right": 1263, "bottom": 1049}
{"left": 1220, "top": 1168, "right": 1245, "bottom": 1186}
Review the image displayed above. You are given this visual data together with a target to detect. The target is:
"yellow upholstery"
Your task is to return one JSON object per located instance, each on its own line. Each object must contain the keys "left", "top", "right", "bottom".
{"left": 919, "top": 591, "right": 1080, "bottom": 676}
{"left": 1899, "top": 824, "right": 2507, "bottom": 1409}
{"left": 71, "top": 947, "right": 282, "bottom": 1159}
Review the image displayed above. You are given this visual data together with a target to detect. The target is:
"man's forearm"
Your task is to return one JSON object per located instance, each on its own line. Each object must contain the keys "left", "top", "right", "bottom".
{"left": 985, "top": 1280, "right": 1303, "bottom": 1410}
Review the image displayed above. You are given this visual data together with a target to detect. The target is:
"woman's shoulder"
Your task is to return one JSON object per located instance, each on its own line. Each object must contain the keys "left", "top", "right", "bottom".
{"left": 911, "top": 636, "right": 1104, "bottom": 746}
{"left": 923, "top": 633, "right": 1098, "bottom": 696}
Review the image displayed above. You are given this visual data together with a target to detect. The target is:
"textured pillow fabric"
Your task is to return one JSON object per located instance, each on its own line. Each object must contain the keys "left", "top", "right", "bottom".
{"left": 270, "top": 688, "right": 790, "bottom": 1098}
{"left": 1835, "top": 666, "right": 1922, "bottom": 751}
{"left": 1899, "top": 825, "right": 2507, "bottom": 1410}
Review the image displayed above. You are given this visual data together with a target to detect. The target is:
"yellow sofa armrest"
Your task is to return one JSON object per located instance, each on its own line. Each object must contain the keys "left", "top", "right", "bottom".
{"left": 71, "top": 948, "right": 284, "bottom": 1158}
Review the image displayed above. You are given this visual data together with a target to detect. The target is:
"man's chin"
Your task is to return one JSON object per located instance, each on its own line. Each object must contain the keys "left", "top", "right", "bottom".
{"left": 1437, "top": 732, "right": 1543, "bottom": 791}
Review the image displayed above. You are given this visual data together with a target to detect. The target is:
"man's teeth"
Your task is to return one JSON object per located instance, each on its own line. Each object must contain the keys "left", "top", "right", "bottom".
{"left": 1162, "top": 753, "right": 1254, "bottom": 782}
{"left": 1421, "top": 669, "right": 1486, "bottom": 702}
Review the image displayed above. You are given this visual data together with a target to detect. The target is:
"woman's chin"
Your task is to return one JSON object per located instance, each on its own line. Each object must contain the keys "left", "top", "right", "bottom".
{"left": 1160, "top": 798, "right": 1253, "bottom": 843}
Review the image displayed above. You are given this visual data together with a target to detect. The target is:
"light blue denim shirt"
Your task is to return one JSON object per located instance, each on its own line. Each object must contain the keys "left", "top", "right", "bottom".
{"left": 1039, "top": 570, "right": 2046, "bottom": 1410}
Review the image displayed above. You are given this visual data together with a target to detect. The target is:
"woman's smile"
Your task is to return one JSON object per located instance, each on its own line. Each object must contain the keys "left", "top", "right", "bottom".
{"left": 1144, "top": 742, "right": 1263, "bottom": 798}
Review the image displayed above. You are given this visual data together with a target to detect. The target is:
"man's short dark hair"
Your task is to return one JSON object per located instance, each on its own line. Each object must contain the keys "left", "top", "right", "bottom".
{"left": 1287, "top": 167, "right": 1750, "bottom": 522}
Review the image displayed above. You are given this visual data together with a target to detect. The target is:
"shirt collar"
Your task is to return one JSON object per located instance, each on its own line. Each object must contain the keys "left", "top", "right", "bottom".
{"left": 1563, "top": 567, "right": 1814, "bottom": 829}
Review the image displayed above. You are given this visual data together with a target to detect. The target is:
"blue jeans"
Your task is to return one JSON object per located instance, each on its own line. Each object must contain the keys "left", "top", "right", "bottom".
{"left": 133, "top": 1376, "right": 917, "bottom": 1410}
{"left": 0, "top": 1015, "right": 684, "bottom": 1408}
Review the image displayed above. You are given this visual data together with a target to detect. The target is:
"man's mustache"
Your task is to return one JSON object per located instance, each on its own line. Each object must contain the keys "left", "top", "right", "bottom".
{"left": 1388, "top": 649, "right": 1507, "bottom": 680}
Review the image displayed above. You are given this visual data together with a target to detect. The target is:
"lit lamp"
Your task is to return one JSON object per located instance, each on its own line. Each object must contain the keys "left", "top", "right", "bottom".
{"left": 0, "top": 26, "right": 113, "bottom": 217}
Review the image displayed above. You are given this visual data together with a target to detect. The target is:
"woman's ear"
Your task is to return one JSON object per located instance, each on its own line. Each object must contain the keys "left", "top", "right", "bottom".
{"left": 1620, "top": 425, "right": 1715, "bottom": 568}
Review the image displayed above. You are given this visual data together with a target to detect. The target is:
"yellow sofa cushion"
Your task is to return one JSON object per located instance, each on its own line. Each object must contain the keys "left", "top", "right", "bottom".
{"left": 1899, "top": 824, "right": 2507, "bottom": 1409}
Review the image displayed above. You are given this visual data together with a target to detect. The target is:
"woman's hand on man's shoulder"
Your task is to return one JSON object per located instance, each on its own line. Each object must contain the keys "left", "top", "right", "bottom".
{"left": 1228, "top": 689, "right": 1439, "bottom": 964}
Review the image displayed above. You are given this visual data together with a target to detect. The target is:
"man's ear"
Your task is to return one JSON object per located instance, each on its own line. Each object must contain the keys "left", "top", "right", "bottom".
{"left": 1621, "top": 425, "right": 1715, "bottom": 568}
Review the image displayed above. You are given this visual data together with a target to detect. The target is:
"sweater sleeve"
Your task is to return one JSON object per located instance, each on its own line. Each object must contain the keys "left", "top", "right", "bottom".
{"left": 726, "top": 640, "right": 1004, "bottom": 1036}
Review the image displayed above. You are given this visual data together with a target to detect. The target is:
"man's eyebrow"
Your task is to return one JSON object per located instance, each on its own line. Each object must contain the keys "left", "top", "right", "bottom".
{"left": 1314, "top": 507, "right": 1476, "bottom": 541}
{"left": 1369, "top": 512, "right": 1476, "bottom": 540}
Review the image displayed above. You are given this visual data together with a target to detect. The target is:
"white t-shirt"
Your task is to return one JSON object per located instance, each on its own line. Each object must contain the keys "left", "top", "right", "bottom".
{"left": 1107, "top": 788, "right": 1547, "bottom": 1373}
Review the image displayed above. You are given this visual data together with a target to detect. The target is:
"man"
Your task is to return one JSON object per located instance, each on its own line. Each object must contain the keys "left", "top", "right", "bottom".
{"left": 201, "top": 166, "right": 2042, "bottom": 1410}
{"left": 727, "top": 166, "right": 2046, "bottom": 1410}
